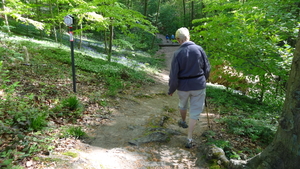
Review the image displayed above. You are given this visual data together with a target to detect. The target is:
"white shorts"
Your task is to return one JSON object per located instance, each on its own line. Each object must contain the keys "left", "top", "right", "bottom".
{"left": 177, "top": 89, "right": 206, "bottom": 120}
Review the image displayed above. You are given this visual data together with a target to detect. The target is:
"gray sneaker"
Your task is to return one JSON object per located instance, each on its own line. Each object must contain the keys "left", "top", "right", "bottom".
{"left": 185, "top": 139, "right": 195, "bottom": 148}
{"left": 178, "top": 120, "right": 188, "bottom": 128}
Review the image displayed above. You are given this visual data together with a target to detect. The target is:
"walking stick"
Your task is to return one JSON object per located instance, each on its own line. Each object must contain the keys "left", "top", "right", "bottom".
{"left": 205, "top": 98, "right": 211, "bottom": 128}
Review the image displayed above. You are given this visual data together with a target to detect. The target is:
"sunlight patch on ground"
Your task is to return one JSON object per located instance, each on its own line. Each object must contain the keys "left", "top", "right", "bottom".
{"left": 155, "top": 71, "right": 170, "bottom": 83}
{"left": 207, "top": 82, "right": 245, "bottom": 95}
{"left": 75, "top": 147, "right": 146, "bottom": 169}
{"left": 157, "top": 146, "right": 197, "bottom": 167}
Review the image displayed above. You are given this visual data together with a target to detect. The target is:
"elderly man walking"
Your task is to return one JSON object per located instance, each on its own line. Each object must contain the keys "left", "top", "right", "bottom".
{"left": 168, "top": 27, "right": 210, "bottom": 148}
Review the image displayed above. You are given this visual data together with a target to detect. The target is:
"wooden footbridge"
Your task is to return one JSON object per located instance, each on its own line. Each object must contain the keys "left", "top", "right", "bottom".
{"left": 156, "top": 34, "right": 180, "bottom": 47}
{"left": 158, "top": 42, "right": 180, "bottom": 47}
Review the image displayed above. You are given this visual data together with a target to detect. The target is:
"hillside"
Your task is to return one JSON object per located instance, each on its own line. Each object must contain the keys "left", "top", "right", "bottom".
{"left": 0, "top": 32, "right": 280, "bottom": 169}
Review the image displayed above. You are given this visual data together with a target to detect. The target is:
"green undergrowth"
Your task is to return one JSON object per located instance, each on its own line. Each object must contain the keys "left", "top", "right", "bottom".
{"left": 205, "top": 84, "right": 281, "bottom": 160}
{"left": 3, "top": 35, "right": 156, "bottom": 96}
{"left": 0, "top": 31, "right": 160, "bottom": 168}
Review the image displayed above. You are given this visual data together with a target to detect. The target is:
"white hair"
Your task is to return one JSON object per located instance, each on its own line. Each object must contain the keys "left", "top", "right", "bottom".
{"left": 175, "top": 27, "right": 190, "bottom": 41}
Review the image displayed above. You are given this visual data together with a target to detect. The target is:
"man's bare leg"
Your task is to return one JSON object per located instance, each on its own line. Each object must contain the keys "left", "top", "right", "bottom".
{"left": 180, "top": 109, "right": 187, "bottom": 121}
{"left": 188, "top": 119, "right": 197, "bottom": 140}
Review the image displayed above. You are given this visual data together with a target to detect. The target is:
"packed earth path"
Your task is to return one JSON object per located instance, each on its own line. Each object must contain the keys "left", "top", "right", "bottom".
{"left": 47, "top": 34, "right": 212, "bottom": 169}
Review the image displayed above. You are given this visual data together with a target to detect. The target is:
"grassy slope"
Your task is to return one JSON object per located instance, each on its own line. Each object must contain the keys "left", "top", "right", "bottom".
{"left": 0, "top": 31, "right": 282, "bottom": 168}
{"left": 0, "top": 31, "right": 162, "bottom": 168}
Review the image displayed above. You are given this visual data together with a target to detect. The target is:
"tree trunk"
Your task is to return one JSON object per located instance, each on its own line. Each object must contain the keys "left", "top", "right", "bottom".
{"left": 190, "top": 0, "right": 194, "bottom": 28}
{"left": 198, "top": 0, "right": 204, "bottom": 19}
{"left": 182, "top": 0, "right": 186, "bottom": 27}
{"left": 154, "top": 0, "right": 161, "bottom": 27}
{"left": 108, "top": 18, "right": 114, "bottom": 62}
{"left": 104, "top": 31, "right": 108, "bottom": 54}
{"left": 2, "top": 0, "right": 10, "bottom": 32}
{"left": 35, "top": 0, "right": 42, "bottom": 38}
{"left": 144, "top": 0, "right": 148, "bottom": 16}
{"left": 127, "top": 0, "right": 132, "bottom": 8}
{"left": 49, "top": 1, "right": 57, "bottom": 42}
{"left": 78, "top": 24, "right": 82, "bottom": 49}
{"left": 232, "top": 28, "right": 300, "bottom": 169}
{"left": 151, "top": 0, "right": 161, "bottom": 49}
{"left": 57, "top": 0, "right": 63, "bottom": 45}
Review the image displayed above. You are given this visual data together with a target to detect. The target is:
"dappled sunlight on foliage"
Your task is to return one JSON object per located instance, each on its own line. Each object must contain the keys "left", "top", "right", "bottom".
{"left": 193, "top": 0, "right": 297, "bottom": 104}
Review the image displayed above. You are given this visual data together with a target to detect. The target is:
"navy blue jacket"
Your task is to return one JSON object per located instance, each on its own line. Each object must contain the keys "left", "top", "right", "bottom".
{"left": 168, "top": 41, "right": 210, "bottom": 94}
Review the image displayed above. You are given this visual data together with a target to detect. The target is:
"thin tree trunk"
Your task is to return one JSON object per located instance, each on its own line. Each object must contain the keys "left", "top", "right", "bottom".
{"left": 183, "top": 0, "right": 186, "bottom": 27}
{"left": 190, "top": 0, "right": 194, "bottom": 28}
{"left": 199, "top": 0, "right": 204, "bottom": 18}
{"left": 49, "top": 1, "right": 57, "bottom": 42}
{"left": 2, "top": 0, "right": 10, "bottom": 32}
{"left": 78, "top": 24, "right": 82, "bottom": 49}
{"left": 151, "top": 0, "right": 161, "bottom": 49}
{"left": 104, "top": 31, "right": 108, "bottom": 54}
{"left": 144, "top": 0, "right": 148, "bottom": 16}
{"left": 129, "top": 0, "right": 133, "bottom": 8}
{"left": 35, "top": 0, "right": 42, "bottom": 38}
{"left": 57, "top": 0, "right": 63, "bottom": 45}
{"left": 108, "top": 18, "right": 114, "bottom": 62}
{"left": 127, "top": 0, "right": 132, "bottom": 8}
{"left": 155, "top": 0, "right": 161, "bottom": 26}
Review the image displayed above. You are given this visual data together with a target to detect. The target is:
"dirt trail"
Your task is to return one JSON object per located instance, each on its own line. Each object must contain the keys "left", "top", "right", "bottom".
{"left": 55, "top": 36, "right": 210, "bottom": 169}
